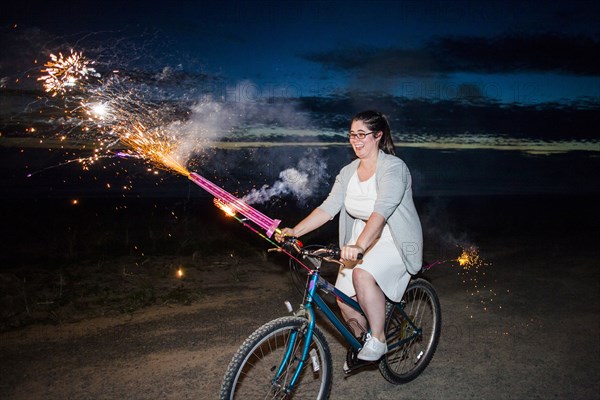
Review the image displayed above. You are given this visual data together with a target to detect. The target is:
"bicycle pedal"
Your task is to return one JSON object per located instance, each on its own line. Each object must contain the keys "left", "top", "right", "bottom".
{"left": 343, "top": 348, "right": 377, "bottom": 375}
{"left": 343, "top": 358, "right": 375, "bottom": 375}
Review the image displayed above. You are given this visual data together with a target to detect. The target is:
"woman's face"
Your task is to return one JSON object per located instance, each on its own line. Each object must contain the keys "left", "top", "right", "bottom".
{"left": 349, "top": 120, "right": 380, "bottom": 159}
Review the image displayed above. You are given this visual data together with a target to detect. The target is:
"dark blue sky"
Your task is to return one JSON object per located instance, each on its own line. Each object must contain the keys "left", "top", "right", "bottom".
{"left": 1, "top": 1, "right": 599, "bottom": 198}
{"left": 2, "top": 0, "right": 599, "bottom": 105}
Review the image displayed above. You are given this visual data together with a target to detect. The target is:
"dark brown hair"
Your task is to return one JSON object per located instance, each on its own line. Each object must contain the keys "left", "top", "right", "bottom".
{"left": 351, "top": 110, "right": 395, "bottom": 155}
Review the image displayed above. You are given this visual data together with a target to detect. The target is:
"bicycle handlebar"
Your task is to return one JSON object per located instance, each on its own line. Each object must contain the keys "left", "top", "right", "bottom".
{"left": 281, "top": 236, "right": 363, "bottom": 261}
{"left": 303, "top": 247, "right": 364, "bottom": 261}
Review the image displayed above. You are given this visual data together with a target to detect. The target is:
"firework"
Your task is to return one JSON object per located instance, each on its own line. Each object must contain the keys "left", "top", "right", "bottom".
{"left": 35, "top": 50, "right": 284, "bottom": 238}
{"left": 214, "top": 199, "right": 236, "bottom": 217}
{"left": 212, "top": 198, "right": 313, "bottom": 272}
{"left": 452, "top": 245, "right": 496, "bottom": 315}
{"left": 117, "top": 122, "right": 190, "bottom": 176}
{"left": 456, "top": 246, "right": 481, "bottom": 269}
{"left": 35, "top": 51, "right": 189, "bottom": 176}
{"left": 38, "top": 50, "right": 98, "bottom": 96}
{"left": 422, "top": 244, "right": 485, "bottom": 271}
{"left": 190, "top": 173, "right": 281, "bottom": 237}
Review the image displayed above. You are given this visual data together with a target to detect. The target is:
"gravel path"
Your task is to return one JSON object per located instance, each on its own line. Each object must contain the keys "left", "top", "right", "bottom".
{"left": 1, "top": 231, "right": 598, "bottom": 399}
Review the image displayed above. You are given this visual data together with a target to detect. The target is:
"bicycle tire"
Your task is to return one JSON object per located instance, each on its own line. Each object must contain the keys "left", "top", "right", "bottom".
{"left": 379, "top": 278, "right": 441, "bottom": 384}
{"left": 220, "top": 316, "right": 333, "bottom": 399}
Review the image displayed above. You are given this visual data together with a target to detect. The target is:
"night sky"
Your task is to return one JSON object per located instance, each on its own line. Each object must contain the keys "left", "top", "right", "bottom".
{"left": 2, "top": 0, "right": 599, "bottom": 103}
{"left": 0, "top": 0, "right": 599, "bottom": 198}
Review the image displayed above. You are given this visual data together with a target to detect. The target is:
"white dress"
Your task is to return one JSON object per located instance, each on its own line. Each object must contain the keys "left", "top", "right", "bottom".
{"left": 334, "top": 171, "right": 411, "bottom": 302}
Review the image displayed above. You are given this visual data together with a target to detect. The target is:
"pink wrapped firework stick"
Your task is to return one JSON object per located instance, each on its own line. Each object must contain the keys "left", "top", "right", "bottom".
{"left": 188, "top": 172, "right": 281, "bottom": 237}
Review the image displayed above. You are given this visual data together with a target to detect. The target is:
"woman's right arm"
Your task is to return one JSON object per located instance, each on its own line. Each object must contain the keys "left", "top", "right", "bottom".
{"left": 277, "top": 163, "right": 351, "bottom": 242}
{"left": 276, "top": 208, "right": 332, "bottom": 241}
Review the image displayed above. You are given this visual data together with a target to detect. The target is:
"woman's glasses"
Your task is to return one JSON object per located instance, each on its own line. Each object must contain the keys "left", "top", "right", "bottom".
{"left": 348, "top": 131, "right": 377, "bottom": 140}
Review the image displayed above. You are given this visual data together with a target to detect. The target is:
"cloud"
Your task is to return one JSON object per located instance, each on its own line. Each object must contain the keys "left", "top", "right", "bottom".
{"left": 297, "top": 93, "right": 600, "bottom": 140}
{"left": 430, "top": 33, "right": 600, "bottom": 75}
{"left": 303, "top": 33, "right": 600, "bottom": 77}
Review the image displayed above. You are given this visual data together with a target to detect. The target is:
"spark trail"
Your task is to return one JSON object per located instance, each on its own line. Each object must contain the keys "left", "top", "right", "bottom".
{"left": 37, "top": 49, "right": 281, "bottom": 237}
{"left": 424, "top": 244, "right": 496, "bottom": 315}
{"left": 423, "top": 245, "right": 484, "bottom": 271}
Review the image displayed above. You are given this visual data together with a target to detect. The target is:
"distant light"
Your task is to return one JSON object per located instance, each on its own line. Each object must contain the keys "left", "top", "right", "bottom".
{"left": 71, "top": 199, "right": 79, "bottom": 205}
{"left": 177, "top": 267, "right": 184, "bottom": 278}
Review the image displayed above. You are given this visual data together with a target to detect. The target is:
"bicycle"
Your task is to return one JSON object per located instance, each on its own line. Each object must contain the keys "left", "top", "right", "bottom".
{"left": 220, "top": 237, "right": 442, "bottom": 399}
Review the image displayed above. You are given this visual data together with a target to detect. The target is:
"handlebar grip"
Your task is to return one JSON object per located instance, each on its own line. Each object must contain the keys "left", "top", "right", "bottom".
{"left": 331, "top": 249, "right": 363, "bottom": 260}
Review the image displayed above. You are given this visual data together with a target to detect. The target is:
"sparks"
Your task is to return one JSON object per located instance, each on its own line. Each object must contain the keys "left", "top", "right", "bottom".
{"left": 118, "top": 122, "right": 190, "bottom": 176}
{"left": 423, "top": 245, "right": 484, "bottom": 271}
{"left": 38, "top": 50, "right": 98, "bottom": 96}
{"left": 34, "top": 50, "right": 284, "bottom": 240}
{"left": 88, "top": 102, "right": 110, "bottom": 119}
{"left": 457, "top": 247, "right": 476, "bottom": 268}
{"left": 35, "top": 51, "right": 193, "bottom": 178}
{"left": 214, "top": 199, "right": 236, "bottom": 217}
{"left": 189, "top": 172, "right": 281, "bottom": 237}
{"left": 455, "top": 246, "right": 484, "bottom": 270}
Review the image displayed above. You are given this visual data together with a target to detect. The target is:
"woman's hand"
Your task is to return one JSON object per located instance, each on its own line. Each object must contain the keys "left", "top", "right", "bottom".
{"left": 341, "top": 244, "right": 364, "bottom": 261}
{"left": 274, "top": 227, "right": 296, "bottom": 243}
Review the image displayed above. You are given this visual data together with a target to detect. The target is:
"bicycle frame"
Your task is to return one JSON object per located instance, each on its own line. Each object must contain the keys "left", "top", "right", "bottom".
{"left": 277, "top": 264, "right": 422, "bottom": 392}
{"left": 218, "top": 211, "right": 440, "bottom": 397}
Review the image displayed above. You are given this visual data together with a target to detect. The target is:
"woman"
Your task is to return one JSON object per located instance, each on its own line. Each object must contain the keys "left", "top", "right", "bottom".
{"left": 276, "top": 110, "right": 423, "bottom": 362}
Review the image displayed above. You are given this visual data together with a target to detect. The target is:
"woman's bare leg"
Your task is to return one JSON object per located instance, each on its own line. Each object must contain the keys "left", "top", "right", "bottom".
{"left": 352, "top": 268, "right": 386, "bottom": 342}
{"left": 337, "top": 298, "right": 367, "bottom": 337}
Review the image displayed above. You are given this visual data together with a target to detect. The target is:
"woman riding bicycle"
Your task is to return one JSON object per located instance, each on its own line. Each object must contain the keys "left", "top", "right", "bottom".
{"left": 275, "top": 110, "right": 423, "bottom": 362}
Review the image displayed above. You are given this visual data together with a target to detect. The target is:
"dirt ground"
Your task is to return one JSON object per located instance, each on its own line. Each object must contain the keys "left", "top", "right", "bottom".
{"left": 1, "top": 197, "right": 599, "bottom": 399}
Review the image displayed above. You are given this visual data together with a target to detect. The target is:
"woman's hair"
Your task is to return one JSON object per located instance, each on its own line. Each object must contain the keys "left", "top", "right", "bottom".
{"left": 351, "top": 110, "right": 396, "bottom": 155}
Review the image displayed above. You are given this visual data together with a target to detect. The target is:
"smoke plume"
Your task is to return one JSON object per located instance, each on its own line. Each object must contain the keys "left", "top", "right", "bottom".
{"left": 242, "top": 149, "right": 329, "bottom": 206}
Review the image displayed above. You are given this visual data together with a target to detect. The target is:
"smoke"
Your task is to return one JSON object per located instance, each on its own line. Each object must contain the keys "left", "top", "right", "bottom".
{"left": 242, "top": 149, "right": 329, "bottom": 206}
{"left": 167, "top": 80, "right": 312, "bottom": 163}
{"left": 168, "top": 100, "right": 233, "bottom": 161}
{"left": 158, "top": 82, "right": 331, "bottom": 206}
{"left": 420, "top": 198, "right": 471, "bottom": 243}
{"left": 242, "top": 168, "right": 310, "bottom": 204}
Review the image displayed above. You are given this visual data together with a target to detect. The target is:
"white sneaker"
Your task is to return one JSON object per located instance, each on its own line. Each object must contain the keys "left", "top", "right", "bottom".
{"left": 357, "top": 333, "right": 387, "bottom": 361}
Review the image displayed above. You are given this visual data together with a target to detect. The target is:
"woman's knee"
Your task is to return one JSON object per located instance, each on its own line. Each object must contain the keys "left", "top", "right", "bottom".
{"left": 352, "top": 268, "right": 376, "bottom": 289}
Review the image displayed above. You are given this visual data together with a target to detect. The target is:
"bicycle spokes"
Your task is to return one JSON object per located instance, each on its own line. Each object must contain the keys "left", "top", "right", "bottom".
{"left": 378, "top": 279, "right": 442, "bottom": 384}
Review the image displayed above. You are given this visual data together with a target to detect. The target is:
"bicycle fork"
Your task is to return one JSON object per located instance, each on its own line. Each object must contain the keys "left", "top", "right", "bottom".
{"left": 272, "top": 273, "right": 319, "bottom": 394}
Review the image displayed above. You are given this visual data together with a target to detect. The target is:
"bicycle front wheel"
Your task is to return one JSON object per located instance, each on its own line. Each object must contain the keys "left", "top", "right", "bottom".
{"left": 220, "top": 316, "right": 333, "bottom": 399}
{"left": 379, "top": 278, "right": 441, "bottom": 384}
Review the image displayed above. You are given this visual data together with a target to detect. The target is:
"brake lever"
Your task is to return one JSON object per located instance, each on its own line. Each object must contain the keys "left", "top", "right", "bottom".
{"left": 282, "top": 236, "right": 303, "bottom": 253}
{"left": 305, "top": 248, "right": 345, "bottom": 266}
{"left": 322, "top": 256, "right": 345, "bottom": 266}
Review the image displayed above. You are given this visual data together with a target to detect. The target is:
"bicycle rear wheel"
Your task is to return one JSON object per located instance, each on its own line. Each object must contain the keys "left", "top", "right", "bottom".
{"left": 379, "top": 278, "right": 441, "bottom": 384}
{"left": 220, "top": 316, "right": 333, "bottom": 399}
